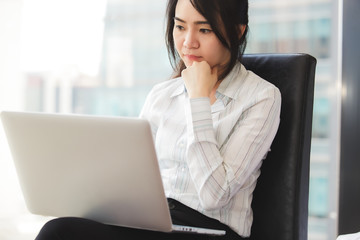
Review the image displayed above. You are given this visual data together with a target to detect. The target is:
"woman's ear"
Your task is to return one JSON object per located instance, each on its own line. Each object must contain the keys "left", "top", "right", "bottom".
{"left": 238, "top": 24, "right": 247, "bottom": 39}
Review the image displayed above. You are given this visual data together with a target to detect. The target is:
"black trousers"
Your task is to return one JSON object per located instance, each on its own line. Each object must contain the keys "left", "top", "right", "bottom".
{"left": 35, "top": 199, "right": 248, "bottom": 240}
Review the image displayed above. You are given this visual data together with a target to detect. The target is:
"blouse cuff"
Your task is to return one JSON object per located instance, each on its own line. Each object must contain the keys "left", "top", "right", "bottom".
{"left": 187, "top": 97, "right": 217, "bottom": 144}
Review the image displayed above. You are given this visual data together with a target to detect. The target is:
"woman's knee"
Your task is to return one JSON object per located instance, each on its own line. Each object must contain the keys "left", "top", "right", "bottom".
{"left": 36, "top": 218, "right": 65, "bottom": 240}
{"left": 35, "top": 217, "right": 91, "bottom": 240}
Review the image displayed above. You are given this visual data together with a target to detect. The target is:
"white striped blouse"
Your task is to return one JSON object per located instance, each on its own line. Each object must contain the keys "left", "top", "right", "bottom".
{"left": 139, "top": 61, "right": 281, "bottom": 237}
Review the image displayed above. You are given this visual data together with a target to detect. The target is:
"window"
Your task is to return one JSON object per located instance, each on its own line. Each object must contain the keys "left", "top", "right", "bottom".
{"left": 247, "top": 0, "right": 340, "bottom": 239}
{"left": 0, "top": 1, "right": 168, "bottom": 239}
{"left": 0, "top": 1, "right": 340, "bottom": 239}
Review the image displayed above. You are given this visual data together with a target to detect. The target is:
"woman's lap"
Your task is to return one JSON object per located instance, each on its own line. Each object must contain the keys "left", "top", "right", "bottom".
{"left": 36, "top": 217, "right": 225, "bottom": 240}
{"left": 35, "top": 199, "right": 247, "bottom": 240}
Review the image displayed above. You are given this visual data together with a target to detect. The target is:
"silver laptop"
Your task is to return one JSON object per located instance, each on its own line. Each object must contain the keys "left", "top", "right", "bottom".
{"left": 0, "top": 111, "right": 225, "bottom": 236}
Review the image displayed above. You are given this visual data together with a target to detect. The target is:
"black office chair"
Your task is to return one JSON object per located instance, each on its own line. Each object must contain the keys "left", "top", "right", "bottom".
{"left": 241, "top": 53, "right": 317, "bottom": 240}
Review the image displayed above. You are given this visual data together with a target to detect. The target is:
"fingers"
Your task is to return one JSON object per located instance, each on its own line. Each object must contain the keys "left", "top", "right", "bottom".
{"left": 181, "top": 61, "right": 219, "bottom": 99}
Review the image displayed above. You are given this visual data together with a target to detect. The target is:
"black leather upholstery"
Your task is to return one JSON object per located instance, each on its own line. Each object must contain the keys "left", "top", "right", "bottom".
{"left": 241, "top": 54, "right": 317, "bottom": 240}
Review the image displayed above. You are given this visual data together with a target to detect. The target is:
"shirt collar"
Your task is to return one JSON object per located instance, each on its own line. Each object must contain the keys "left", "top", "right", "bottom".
{"left": 170, "top": 79, "right": 186, "bottom": 98}
{"left": 216, "top": 61, "right": 244, "bottom": 100}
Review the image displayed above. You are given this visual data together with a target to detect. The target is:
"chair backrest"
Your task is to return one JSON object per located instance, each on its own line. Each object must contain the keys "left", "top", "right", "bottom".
{"left": 241, "top": 53, "right": 317, "bottom": 240}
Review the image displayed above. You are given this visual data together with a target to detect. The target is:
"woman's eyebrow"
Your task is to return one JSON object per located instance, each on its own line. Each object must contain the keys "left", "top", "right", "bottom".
{"left": 174, "top": 17, "right": 210, "bottom": 25}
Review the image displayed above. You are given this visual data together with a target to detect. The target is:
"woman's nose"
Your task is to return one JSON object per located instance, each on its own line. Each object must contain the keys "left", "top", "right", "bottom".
{"left": 183, "top": 31, "right": 199, "bottom": 49}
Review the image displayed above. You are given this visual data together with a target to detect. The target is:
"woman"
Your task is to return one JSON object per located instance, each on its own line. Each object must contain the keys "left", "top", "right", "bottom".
{"left": 36, "top": 0, "right": 281, "bottom": 239}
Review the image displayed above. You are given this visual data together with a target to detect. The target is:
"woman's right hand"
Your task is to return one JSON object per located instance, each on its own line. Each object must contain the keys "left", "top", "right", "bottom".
{"left": 181, "top": 61, "right": 218, "bottom": 99}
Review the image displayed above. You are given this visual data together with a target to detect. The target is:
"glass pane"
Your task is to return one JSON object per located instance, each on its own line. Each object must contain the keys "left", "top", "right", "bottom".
{"left": 1, "top": 0, "right": 170, "bottom": 239}
{"left": 247, "top": 0, "right": 340, "bottom": 239}
{"left": 23, "top": 0, "right": 169, "bottom": 117}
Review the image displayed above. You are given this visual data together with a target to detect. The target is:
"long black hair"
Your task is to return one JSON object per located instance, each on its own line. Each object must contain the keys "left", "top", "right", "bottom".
{"left": 165, "top": 0, "right": 249, "bottom": 80}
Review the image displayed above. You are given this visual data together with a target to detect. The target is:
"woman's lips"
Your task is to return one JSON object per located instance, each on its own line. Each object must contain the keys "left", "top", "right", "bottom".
{"left": 184, "top": 54, "right": 202, "bottom": 61}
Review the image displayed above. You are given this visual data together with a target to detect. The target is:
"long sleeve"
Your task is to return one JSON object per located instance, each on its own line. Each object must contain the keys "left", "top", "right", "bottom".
{"left": 185, "top": 85, "right": 281, "bottom": 210}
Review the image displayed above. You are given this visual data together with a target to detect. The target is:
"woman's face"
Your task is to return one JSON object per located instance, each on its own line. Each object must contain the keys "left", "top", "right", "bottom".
{"left": 173, "top": 0, "right": 231, "bottom": 72}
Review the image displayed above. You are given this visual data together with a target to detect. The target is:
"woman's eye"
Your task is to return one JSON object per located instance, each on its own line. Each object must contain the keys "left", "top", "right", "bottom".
{"left": 200, "top": 28, "right": 212, "bottom": 34}
{"left": 175, "top": 25, "right": 185, "bottom": 31}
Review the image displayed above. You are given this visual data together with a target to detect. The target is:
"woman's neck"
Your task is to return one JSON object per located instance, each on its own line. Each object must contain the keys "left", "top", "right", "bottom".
{"left": 210, "top": 79, "right": 223, "bottom": 104}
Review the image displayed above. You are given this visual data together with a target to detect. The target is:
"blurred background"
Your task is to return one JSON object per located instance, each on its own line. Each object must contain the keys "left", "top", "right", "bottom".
{"left": 0, "top": 0, "right": 342, "bottom": 239}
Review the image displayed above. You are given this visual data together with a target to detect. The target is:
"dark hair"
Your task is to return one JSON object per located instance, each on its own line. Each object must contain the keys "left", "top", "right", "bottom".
{"left": 165, "top": 0, "right": 249, "bottom": 80}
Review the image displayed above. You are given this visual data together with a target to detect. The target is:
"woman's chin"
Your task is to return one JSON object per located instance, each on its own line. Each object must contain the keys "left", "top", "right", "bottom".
{"left": 183, "top": 59, "right": 205, "bottom": 68}
{"left": 183, "top": 59, "right": 193, "bottom": 67}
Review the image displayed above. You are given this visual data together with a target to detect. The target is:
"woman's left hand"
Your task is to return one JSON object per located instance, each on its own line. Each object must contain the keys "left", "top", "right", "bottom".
{"left": 181, "top": 61, "right": 218, "bottom": 99}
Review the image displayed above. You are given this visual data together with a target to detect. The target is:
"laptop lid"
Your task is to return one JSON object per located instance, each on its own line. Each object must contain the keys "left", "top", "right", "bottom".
{"left": 1, "top": 111, "right": 173, "bottom": 232}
